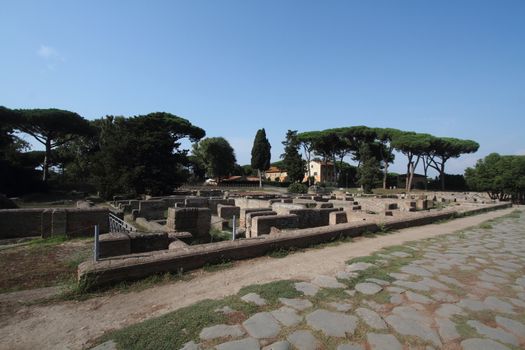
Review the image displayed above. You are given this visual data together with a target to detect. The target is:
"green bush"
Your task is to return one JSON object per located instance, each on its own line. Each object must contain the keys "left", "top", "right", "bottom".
{"left": 288, "top": 182, "right": 308, "bottom": 194}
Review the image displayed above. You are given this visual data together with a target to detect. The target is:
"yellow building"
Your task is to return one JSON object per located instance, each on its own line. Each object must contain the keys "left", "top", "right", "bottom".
{"left": 265, "top": 166, "right": 288, "bottom": 182}
{"left": 304, "top": 160, "right": 334, "bottom": 184}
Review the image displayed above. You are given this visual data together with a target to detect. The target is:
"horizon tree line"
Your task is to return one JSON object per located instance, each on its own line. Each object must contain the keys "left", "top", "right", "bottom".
{"left": 1, "top": 106, "right": 484, "bottom": 198}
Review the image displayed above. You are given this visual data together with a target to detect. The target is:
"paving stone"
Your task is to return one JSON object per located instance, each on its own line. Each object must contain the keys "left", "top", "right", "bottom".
{"left": 215, "top": 306, "right": 236, "bottom": 315}
{"left": 435, "top": 317, "right": 460, "bottom": 342}
{"left": 294, "top": 282, "right": 319, "bottom": 296}
{"left": 241, "top": 293, "right": 267, "bottom": 306}
{"left": 400, "top": 266, "right": 433, "bottom": 277}
{"left": 431, "top": 291, "right": 457, "bottom": 303}
{"left": 389, "top": 272, "right": 410, "bottom": 280}
{"left": 262, "top": 340, "right": 289, "bottom": 350}
{"left": 460, "top": 338, "right": 511, "bottom": 350}
{"left": 215, "top": 337, "right": 260, "bottom": 350}
{"left": 405, "top": 291, "right": 432, "bottom": 304}
{"left": 328, "top": 302, "right": 352, "bottom": 312}
{"left": 311, "top": 275, "right": 346, "bottom": 288}
{"left": 393, "top": 280, "right": 430, "bottom": 292}
{"left": 484, "top": 268, "right": 509, "bottom": 278}
{"left": 385, "top": 315, "right": 442, "bottom": 347}
{"left": 386, "top": 286, "right": 406, "bottom": 294}
{"left": 437, "top": 275, "right": 464, "bottom": 288}
{"left": 479, "top": 272, "right": 508, "bottom": 284}
{"left": 365, "top": 278, "right": 390, "bottom": 286}
{"left": 336, "top": 271, "right": 358, "bottom": 280}
{"left": 466, "top": 320, "right": 518, "bottom": 347}
{"left": 242, "top": 312, "right": 281, "bottom": 339}
{"left": 420, "top": 277, "right": 450, "bottom": 290}
{"left": 355, "top": 307, "right": 387, "bottom": 329}
{"left": 435, "top": 304, "right": 464, "bottom": 318}
{"left": 90, "top": 340, "right": 117, "bottom": 350}
{"left": 390, "top": 294, "right": 403, "bottom": 304}
{"left": 476, "top": 281, "right": 498, "bottom": 290}
{"left": 516, "top": 276, "right": 525, "bottom": 287}
{"left": 457, "top": 298, "right": 490, "bottom": 312}
{"left": 355, "top": 282, "right": 382, "bottom": 295}
{"left": 345, "top": 290, "right": 356, "bottom": 297}
{"left": 337, "top": 343, "right": 364, "bottom": 350}
{"left": 200, "top": 324, "right": 245, "bottom": 341}
{"left": 362, "top": 300, "right": 388, "bottom": 312}
{"left": 306, "top": 309, "right": 358, "bottom": 337}
{"left": 390, "top": 251, "right": 411, "bottom": 258}
{"left": 506, "top": 297, "right": 525, "bottom": 308}
{"left": 367, "top": 333, "right": 402, "bottom": 350}
{"left": 495, "top": 316, "right": 525, "bottom": 336}
{"left": 278, "top": 298, "right": 312, "bottom": 311}
{"left": 392, "top": 306, "right": 433, "bottom": 325}
{"left": 286, "top": 330, "right": 321, "bottom": 350}
{"left": 484, "top": 296, "right": 515, "bottom": 314}
{"left": 346, "top": 262, "right": 376, "bottom": 272}
{"left": 270, "top": 307, "right": 302, "bottom": 327}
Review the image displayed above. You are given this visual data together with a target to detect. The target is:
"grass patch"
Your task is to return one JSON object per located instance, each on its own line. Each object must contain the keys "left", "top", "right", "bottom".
{"left": 210, "top": 229, "right": 232, "bottom": 242}
{"left": 96, "top": 280, "right": 300, "bottom": 349}
{"left": 478, "top": 222, "right": 493, "bottom": 229}
{"left": 203, "top": 260, "right": 233, "bottom": 272}
{"left": 238, "top": 280, "right": 301, "bottom": 304}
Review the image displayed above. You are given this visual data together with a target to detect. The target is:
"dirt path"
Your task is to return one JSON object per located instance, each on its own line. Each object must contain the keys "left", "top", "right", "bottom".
{"left": 0, "top": 207, "right": 518, "bottom": 350}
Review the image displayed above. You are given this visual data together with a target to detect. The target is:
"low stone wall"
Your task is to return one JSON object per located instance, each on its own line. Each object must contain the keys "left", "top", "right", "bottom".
{"left": 78, "top": 203, "right": 512, "bottom": 289}
{"left": 217, "top": 204, "right": 240, "bottom": 220}
{"left": 0, "top": 208, "right": 109, "bottom": 239}
{"left": 250, "top": 214, "right": 299, "bottom": 236}
{"left": 240, "top": 208, "right": 273, "bottom": 228}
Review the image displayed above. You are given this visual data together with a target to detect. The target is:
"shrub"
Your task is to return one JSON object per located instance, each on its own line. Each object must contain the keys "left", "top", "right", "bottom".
{"left": 288, "top": 182, "right": 308, "bottom": 194}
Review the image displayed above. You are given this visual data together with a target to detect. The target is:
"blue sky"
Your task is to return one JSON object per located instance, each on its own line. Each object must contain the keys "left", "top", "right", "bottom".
{"left": 1, "top": 0, "right": 524, "bottom": 176}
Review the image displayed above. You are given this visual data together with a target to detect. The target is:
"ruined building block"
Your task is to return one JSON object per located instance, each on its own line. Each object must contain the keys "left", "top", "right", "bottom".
{"left": 167, "top": 207, "right": 211, "bottom": 240}
{"left": 217, "top": 204, "right": 241, "bottom": 220}
{"left": 329, "top": 211, "right": 348, "bottom": 225}
{"left": 245, "top": 211, "right": 277, "bottom": 238}
{"left": 240, "top": 208, "right": 272, "bottom": 228}
{"left": 251, "top": 214, "right": 299, "bottom": 237}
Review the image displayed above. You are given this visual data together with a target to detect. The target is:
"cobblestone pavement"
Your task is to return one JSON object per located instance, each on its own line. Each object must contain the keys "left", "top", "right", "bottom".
{"left": 98, "top": 212, "right": 525, "bottom": 350}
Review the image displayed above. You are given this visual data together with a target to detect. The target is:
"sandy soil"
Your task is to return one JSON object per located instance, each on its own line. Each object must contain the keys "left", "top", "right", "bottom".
{"left": 0, "top": 207, "right": 518, "bottom": 350}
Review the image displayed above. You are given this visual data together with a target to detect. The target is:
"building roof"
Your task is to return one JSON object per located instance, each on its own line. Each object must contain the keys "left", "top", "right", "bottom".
{"left": 266, "top": 166, "right": 286, "bottom": 173}
{"left": 221, "top": 176, "right": 260, "bottom": 182}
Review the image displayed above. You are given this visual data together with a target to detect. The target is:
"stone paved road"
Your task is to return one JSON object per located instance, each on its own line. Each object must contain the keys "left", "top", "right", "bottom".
{"left": 175, "top": 211, "right": 525, "bottom": 350}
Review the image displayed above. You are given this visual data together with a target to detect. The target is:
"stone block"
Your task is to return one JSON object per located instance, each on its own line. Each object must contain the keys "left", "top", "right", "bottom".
{"left": 167, "top": 207, "right": 211, "bottom": 240}
{"left": 385, "top": 203, "right": 398, "bottom": 210}
{"left": 246, "top": 211, "right": 277, "bottom": 238}
{"left": 329, "top": 211, "right": 348, "bottom": 225}
{"left": 217, "top": 204, "right": 240, "bottom": 220}
{"left": 138, "top": 200, "right": 168, "bottom": 220}
{"left": 184, "top": 197, "right": 209, "bottom": 208}
{"left": 251, "top": 214, "right": 299, "bottom": 236}
{"left": 128, "top": 232, "right": 168, "bottom": 253}
{"left": 99, "top": 232, "right": 131, "bottom": 258}
{"left": 168, "top": 239, "right": 189, "bottom": 251}
{"left": 211, "top": 215, "right": 229, "bottom": 231}
{"left": 240, "top": 208, "right": 273, "bottom": 228}
{"left": 208, "top": 198, "right": 235, "bottom": 214}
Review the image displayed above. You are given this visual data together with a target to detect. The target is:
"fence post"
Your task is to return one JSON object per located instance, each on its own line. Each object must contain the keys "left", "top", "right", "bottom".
{"left": 232, "top": 215, "right": 236, "bottom": 241}
{"left": 94, "top": 224, "right": 100, "bottom": 262}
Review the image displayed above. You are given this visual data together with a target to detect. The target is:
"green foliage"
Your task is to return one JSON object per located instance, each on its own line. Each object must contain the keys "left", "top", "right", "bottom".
{"left": 251, "top": 128, "right": 271, "bottom": 171}
{"left": 287, "top": 182, "right": 308, "bottom": 193}
{"left": 192, "top": 137, "right": 236, "bottom": 179}
{"left": 8, "top": 108, "right": 94, "bottom": 182}
{"left": 281, "top": 130, "right": 306, "bottom": 183}
{"left": 89, "top": 113, "right": 205, "bottom": 198}
{"left": 251, "top": 128, "right": 271, "bottom": 186}
{"left": 356, "top": 144, "right": 381, "bottom": 193}
{"left": 465, "top": 153, "right": 525, "bottom": 203}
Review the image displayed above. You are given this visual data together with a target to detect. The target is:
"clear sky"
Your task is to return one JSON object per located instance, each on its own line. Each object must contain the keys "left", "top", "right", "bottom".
{"left": 1, "top": 0, "right": 524, "bottom": 176}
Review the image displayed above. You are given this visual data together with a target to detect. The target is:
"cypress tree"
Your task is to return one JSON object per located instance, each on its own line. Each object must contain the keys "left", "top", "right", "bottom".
{"left": 251, "top": 128, "right": 271, "bottom": 187}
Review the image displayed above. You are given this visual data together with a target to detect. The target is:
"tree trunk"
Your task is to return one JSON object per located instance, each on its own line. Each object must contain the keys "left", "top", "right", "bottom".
{"left": 258, "top": 169, "right": 262, "bottom": 188}
{"left": 43, "top": 138, "right": 51, "bottom": 182}
{"left": 303, "top": 145, "right": 312, "bottom": 186}
{"left": 382, "top": 162, "right": 388, "bottom": 189}
{"left": 440, "top": 161, "right": 446, "bottom": 191}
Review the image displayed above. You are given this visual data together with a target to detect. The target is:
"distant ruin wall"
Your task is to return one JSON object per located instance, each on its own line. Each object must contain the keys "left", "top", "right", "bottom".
{"left": 78, "top": 202, "right": 512, "bottom": 289}
{"left": 0, "top": 208, "right": 109, "bottom": 239}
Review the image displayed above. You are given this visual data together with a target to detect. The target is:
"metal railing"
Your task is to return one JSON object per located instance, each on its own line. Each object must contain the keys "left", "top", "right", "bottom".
{"left": 109, "top": 212, "right": 136, "bottom": 233}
